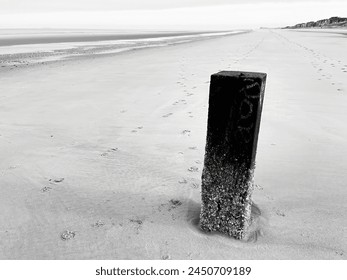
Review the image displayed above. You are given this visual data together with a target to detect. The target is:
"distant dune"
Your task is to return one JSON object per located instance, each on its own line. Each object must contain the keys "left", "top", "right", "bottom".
{"left": 284, "top": 16, "right": 347, "bottom": 29}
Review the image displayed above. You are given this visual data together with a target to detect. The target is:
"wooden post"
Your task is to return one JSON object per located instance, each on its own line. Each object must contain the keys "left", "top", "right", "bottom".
{"left": 200, "top": 71, "right": 266, "bottom": 239}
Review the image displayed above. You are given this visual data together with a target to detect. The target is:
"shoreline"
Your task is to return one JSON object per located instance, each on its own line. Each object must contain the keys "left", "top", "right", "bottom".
{"left": 0, "top": 30, "right": 249, "bottom": 70}
{"left": 0, "top": 29, "right": 247, "bottom": 47}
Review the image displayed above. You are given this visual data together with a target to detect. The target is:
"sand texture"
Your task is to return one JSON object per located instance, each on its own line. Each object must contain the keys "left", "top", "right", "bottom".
{"left": 0, "top": 29, "right": 346, "bottom": 259}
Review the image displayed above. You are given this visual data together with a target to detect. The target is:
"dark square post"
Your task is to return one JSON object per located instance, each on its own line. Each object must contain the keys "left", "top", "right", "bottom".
{"left": 200, "top": 71, "right": 267, "bottom": 239}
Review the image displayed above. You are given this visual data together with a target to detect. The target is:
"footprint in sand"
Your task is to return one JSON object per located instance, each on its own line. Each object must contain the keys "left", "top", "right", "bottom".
{"left": 161, "top": 254, "right": 171, "bottom": 260}
{"left": 42, "top": 177, "right": 64, "bottom": 192}
{"left": 181, "top": 130, "right": 191, "bottom": 136}
{"left": 101, "top": 148, "right": 118, "bottom": 157}
{"left": 130, "top": 127, "right": 143, "bottom": 132}
{"left": 169, "top": 199, "right": 182, "bottom": 209}
{"left": 274, "top": 208, "right": 286, "bottom": 217}
{"left": 162, "top": 113, "right": 173, "bottom": 118}
{"left": 158, "top": 199, "right": 183, "bottom": 213}
{"left": 8, "top": 165, "right": 18, "bottom": 170}
{"left": 60, "top": 230, "right": 76, "bottom": 241}
{"left": 188, "top": 146, "right": 197, "bottom": 150}
{"left": 188, "top": 166, "right": 199, "bottom": 172}
{"left": 254, "top": 184, "right": 264, "bottom": 190}
{"left": 335, "top": 250, "right": 344, "bottom": 257}
{"left": 186, "top": 252, "right": 194, "bottom": 260}
{"left": 49, "top": 178, "right": 64, "bottom": 184}
{"left": 178, "top": 178, "right": 188, "bottom": 184}
{"left": 129, "top": 218, "right": 144, "bottom": 234}
{"left": 91, "top": 220, "right": 105, "bottom": 228}
{"left": 129, "top": 218, "right": 143, "bottom": 225}
{"left": 173, "top": 100, "right": 186, "bottom": 106}
{"left": 41, "top": 186, "right": 52, "bottom": 193}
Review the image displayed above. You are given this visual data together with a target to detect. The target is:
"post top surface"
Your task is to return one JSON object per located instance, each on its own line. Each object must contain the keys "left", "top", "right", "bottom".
{"left": 212, "top": 71, "right": 267, "bottom": 79}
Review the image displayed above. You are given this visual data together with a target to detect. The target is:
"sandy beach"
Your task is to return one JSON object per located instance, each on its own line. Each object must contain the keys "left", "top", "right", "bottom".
{"left": 0, "top": 28, "right": 346, "bottom": 259}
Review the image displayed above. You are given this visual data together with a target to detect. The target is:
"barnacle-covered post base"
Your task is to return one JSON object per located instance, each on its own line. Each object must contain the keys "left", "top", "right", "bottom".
{"left": 200, "top": 71, "right": 266, "bottom": 239}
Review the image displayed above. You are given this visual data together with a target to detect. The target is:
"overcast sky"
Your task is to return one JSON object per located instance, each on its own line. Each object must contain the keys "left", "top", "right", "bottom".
{"left": 0, "top": 0, "right": 346, "bottom": 30}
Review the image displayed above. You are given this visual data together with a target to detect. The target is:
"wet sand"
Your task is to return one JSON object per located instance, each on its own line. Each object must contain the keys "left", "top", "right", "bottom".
{"left": 0, "top": 29, "right": 237, "bottom": 46}
{"left": 0, "top": 29, "right": 245, "bottom": 67}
